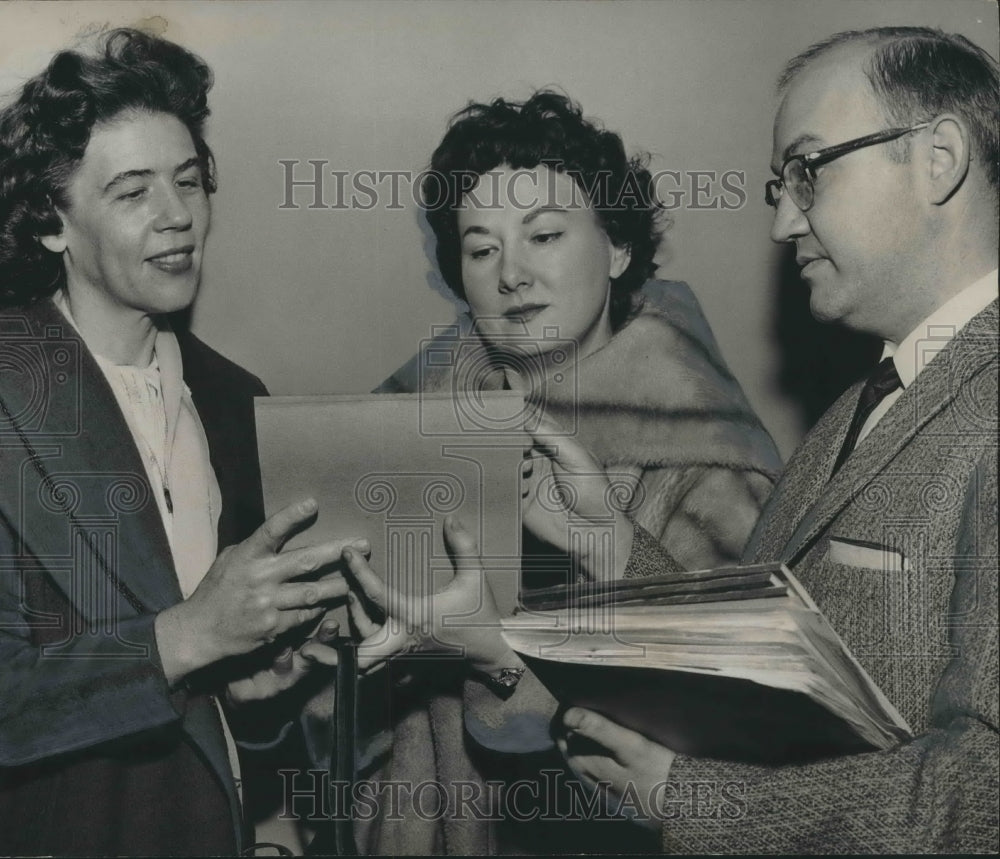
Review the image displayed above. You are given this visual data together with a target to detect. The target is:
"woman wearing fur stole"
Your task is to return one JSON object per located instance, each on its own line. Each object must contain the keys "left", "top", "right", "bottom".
{"left": 319, "top": 91, "right": 782, "bottom": 855}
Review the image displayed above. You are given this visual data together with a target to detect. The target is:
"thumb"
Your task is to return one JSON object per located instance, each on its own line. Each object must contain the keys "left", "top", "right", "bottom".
{"left": 563, "top": 708, "right": 648, "bottom": 764}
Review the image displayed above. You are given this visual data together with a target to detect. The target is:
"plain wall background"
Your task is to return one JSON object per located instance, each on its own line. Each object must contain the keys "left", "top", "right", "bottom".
{"left": 2, "top": 0, "right": 997, "bottom": 459}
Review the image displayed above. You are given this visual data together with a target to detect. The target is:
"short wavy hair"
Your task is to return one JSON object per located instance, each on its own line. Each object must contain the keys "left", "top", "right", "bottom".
{"left": 421, "top": 91, "right": 665, "bottom": 329}
{"left": 0, "top": 28, "right": 216, "bottom": 307}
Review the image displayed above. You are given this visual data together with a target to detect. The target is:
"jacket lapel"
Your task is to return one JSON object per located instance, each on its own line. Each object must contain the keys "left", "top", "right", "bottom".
{"left": 176, "top": 328, "right": 266, "bottom": 549}
{"left": 779, "top": 300, "right": 998, "bottom": 564}
{"left": 0, "top": 300, "right": 181, "bottom": 617}
{"left": 743, "top": 382, "right": 858, "bottom": 561}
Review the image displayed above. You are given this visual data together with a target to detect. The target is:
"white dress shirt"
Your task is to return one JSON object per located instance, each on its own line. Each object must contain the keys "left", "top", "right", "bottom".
{"left": 857, "top": 269, "right": 998, "bottom": 445}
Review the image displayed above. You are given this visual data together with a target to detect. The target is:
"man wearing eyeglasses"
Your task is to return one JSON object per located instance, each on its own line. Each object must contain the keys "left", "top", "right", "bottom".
{"left": 547, "top": 26, "right": 998, "bottom": 853}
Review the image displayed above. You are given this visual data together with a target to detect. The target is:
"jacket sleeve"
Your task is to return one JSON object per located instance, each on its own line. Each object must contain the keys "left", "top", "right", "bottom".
{"left": 656, "top": 450, "right": 999, "bottom": 854}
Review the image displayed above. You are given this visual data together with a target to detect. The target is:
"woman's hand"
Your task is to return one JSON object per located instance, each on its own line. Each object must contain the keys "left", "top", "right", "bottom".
{"left": 225, "top": 614, "right": 342, "bottom": 706}
{"left": 156, "top": 498, "right": 368, "bottom": 685}
{"left": 558, "top": 707, "right": 676, "bottom": 828}
{"left": 522, "top": 414, "right": 635, "bottom": 581}
{"left": 339, "top": 516, "right": 517, "bottom": 677}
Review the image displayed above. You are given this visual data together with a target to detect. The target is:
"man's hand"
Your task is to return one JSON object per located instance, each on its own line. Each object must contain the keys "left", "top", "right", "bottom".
{"left": 522, "top": 413, "right": 635, "bottom": 581}
{"left": 340, "top": 516, "right": 515, "bottom": 677}
{"left": 558, "top": 707, "right": 676, "bottom": 827}
{"left": 155, "top": 498, "right": 368, "bottom": 685}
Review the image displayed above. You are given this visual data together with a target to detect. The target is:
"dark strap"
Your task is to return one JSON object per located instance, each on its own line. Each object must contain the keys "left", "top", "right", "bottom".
{"left": 305, "top": 638, "right": 359, "bottom": 856}
{"left": 831, "top": 357, "right": 902, "bottom": 476}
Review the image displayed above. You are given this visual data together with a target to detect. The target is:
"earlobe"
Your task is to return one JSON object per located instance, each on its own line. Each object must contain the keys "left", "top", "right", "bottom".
{"left": 927, "top": 115, "right": 970, "bottom": 205}
{"left": 38, "top": 233, "right": 67, "bottom": 254}
{"left": 609, "top": 243, "right": 631, "bottom": 280}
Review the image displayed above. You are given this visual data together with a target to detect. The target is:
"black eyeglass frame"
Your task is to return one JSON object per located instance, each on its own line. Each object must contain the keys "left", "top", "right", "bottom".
{"left": 765, "top": 122, "right": 930, "bottom": 211}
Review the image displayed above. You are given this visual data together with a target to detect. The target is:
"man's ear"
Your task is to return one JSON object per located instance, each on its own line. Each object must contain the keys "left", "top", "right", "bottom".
{"left": 926, "top": 114, "right": 970, "bottom": 205}
{"left": 609, "top": 242, "right": 631, "bottom": 280}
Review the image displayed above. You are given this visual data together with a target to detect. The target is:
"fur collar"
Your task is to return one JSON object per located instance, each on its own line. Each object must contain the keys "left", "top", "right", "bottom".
{"left": 378, "top": 280, "right": 781, "bottom": 477}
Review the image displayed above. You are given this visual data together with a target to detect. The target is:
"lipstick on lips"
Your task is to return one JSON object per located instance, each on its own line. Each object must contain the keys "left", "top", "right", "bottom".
{"left": 147, "top": 245, "right": 195, "bottom": 274}
{"left": 503, "top": 303, "right": 548, "bottom": 323}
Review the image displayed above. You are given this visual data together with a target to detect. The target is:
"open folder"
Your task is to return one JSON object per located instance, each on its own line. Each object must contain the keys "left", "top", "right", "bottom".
{"left": 501, "top": 564, "right": 913, "bottom": 764}
{"left": 254, "top": 392, "right": 530, "bottom": 624}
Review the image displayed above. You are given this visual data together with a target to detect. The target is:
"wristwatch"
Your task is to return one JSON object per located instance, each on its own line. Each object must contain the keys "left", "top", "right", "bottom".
{"left": 479, "top": 664, "right": 526, "bottom": 698}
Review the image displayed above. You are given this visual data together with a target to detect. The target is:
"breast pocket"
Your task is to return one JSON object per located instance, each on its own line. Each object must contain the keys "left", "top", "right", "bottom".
{"left": 827, "top": 536, "right": 909, "bottom": 572}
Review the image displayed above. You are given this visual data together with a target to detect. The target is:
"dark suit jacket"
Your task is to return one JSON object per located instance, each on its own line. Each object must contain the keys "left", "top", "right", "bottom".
{"left": 636, "top": 301, "right": 998, "bottom": 853}
{"left": 0, "top": 298, "right": 267, "bottom": 856}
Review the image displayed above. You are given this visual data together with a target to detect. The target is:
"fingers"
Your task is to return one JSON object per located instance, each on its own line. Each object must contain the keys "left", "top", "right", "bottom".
{"left": 547, "top": 437, "right": 602, "bottom": 476}
{"left": 271, "top": 575, "right": 349, "bottom": 611}
{"left": 525, "top": 409, "right": 569, "bottom": 445}
{"left": 525, "top": 411, "right": 599, "bottom": 475}
{"left": 269, "top": 605, "right": 326, "bottom": 639}
{"left": 272, "top": 538, "right": 370, "bottom": 583}
{"left": 314, "top": 616, "right": 341, "bottom": 643}
{"left": 563, "top": 708, "right": 649, "bottom": 765}
{"left": 271, "top": 646, "right": 295, "bottom": 676}
{"left": 357, "top": 622, "right": 414, "bottom": 671}
{"left": 298, "top": 614, "right": 341, "bottom": 664}
{"left": 249, "top": 498, "right": 318, "bottom": 554}
{"left": 348, "top": 592, "right": 381, "bottom": 639}
{"left": 558, "top": 712, "right": 633, "bottom": 789}
{"left": 442, "top": 516, "right": 481, "bottom": 581}
{"left": 342, "top": 546, "right": 390, "bottom": 611}
{"left": 300, "top": 641, "right": 340, "bottom": 666}
{"left": 246, "top": 499, "right": 371, "bottom": 569}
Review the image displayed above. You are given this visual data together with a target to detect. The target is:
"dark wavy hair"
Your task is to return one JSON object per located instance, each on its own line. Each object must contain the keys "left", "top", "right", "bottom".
{"left": 421, "top": 91, "right": 665, "bottom": 329}
{"left": 0, "top": 28, "right": 216, "bottom": 307}
{"left": 780, "top": 27, "right": 999, "bottom": 196}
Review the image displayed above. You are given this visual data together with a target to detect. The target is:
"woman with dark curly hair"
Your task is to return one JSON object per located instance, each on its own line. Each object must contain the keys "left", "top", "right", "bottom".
{"left": 0, "top": 28, "right": 357, "bottom": 857}
{"left": 381, "top": 91, "right": 781, "bottom": 573}
{"left": 336, "top": 91, "right": 783, "bottom": 855}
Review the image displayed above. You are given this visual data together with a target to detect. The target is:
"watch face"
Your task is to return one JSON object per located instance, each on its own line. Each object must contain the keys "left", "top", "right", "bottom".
{"left": 497, "top": 667, "right": 525, "bottom": 686}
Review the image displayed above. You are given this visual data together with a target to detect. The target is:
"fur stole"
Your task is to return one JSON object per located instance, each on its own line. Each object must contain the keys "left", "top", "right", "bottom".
{"left": 378, "top": 279, "right": 781, "bottom": 480}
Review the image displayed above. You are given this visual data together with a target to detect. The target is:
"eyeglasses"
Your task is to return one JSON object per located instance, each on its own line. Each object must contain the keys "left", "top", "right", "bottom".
{"left": 765, "top": 122, "right": 929, "bottom": 211}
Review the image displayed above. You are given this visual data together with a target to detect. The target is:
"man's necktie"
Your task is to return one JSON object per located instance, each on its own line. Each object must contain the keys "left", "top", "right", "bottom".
{"left": 831, "top": 356, "right": 902, "bottom": 475}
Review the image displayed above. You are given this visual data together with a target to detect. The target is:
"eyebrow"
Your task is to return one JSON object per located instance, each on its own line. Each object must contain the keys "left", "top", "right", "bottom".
{"left": 461, "top": 225, "right": 490, "bottom": 240}
{"left": 523, "top": 205, "right": 568, "bottom": 225}
{"left": 773, "top": 134, "right": 825, "bottom": 171}
{"left": 460, "top": 205, "right": 569, "bottom": 240}
{"left": 102, "top": 157, "right": 201, "bottom": 194}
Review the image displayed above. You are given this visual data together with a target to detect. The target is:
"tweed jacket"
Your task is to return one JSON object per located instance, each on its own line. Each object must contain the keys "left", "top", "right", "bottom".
{"left": 634, "top": 299, "right": 999, "bottom": 853}
{"left": 0, "top": 298, "right": 267, "bottom": 856}
{"left": 354, "top": 280, "right": 782, "bottom": 855}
